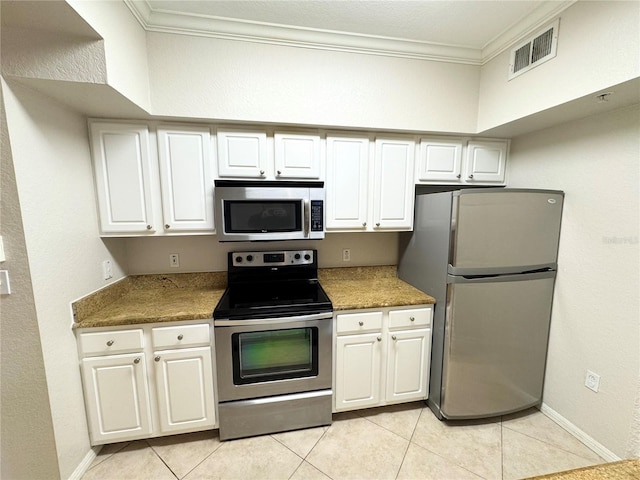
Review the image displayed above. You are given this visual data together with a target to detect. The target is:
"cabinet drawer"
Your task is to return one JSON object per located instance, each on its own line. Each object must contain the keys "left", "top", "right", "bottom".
{"left": 79, "top": 329, "right": 144, "bottom": 356}
{"left": 152, "top": 323, "right": 210, "bottom": 349}
{"left": 336, "top": 311, "right": 383, "bottom": 335}
{"left": 388, "top": 308, "right": 432, "bottom": 330}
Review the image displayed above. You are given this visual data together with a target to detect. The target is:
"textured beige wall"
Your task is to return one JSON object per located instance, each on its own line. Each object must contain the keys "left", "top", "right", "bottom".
{"left": 508, "top": 104, "right": 640, "bottom": 458}
{"left": 0, "top": 81, "right": 60, "bottom": 480}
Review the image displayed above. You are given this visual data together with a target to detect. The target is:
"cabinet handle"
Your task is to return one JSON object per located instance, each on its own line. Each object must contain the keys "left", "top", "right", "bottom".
{"left": 177, "top": 334, "right": 183, "bottom": 340}
{"left": 362, "top": 222, "right": 367, "bottom": 227}
{"left": 468, "top": 174, "right": 474, "bottom": 179}
{"left": 456, "top": 174, "right": 462, "bottom": 179}
{"left": 134, "top": 357, "right": 141, "bottom": 364}
{"left": 376, "top": 223, "right": 380, "bottom": 227}
{"left": 277, "top": 170, "right": 282, "bottom": 175}
{"left": 410, "top": 316, "right": 415, "bottom": 322}
{"left": 165, "top": 224, "right": 170, "bottom": 229}
{"left": 392, "top": 335, "right": 397, "bottom": 341}
{"left": 358, "top": 321, "right": 364, "bottom": 326}
{"left": 260, "top": 170, "right": 265, "bottom": 176}
{"left": 377, "top": 336, "right": 382, "bottom": 342}
{"left": 106, "top": 340, "right": 114, "bottom": 346}
{"left": 146, "top": 225, "right": 152, "bottom": 230}
{"left": 155, "top": 356, "right": 161, "bottom": 362}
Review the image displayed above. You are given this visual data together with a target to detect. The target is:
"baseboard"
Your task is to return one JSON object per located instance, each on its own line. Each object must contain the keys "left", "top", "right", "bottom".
{"left": 540, "top": 403, "right": 620, "bottom": 462}
{"left": 68, "top": 445, "right": 102, "bottom": 480}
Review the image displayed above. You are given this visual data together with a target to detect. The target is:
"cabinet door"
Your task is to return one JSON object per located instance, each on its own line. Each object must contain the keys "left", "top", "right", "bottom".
{"left": 372, "top": 138, "right": 415, "bottom": 230}
{"left": 326, "top": 135, "right": 370, "bottom": 230}
{"left": 274, "top": 132, "right": 321, "bottom": 179}
{"left": 465, "top": 140, "right": 507, "bottom": 184}
{"left": 153, "top": 347, "right": 215, "bottom": 434}
{"left": 417, "top": 139, "right": 463, "bottom": 183}
{"left": 157, "top": 126, "right": 214, "bottom": 232}
{"left": 90, "top": 123, "right": 157, "bottom": 233}
{"left": 385, "top": 328, "right": 430, "bottom": 403}
{"left": 81, "top": 353, "right": 152, "bottom": 445}
{"left": 335, "top": 333, "right": 382, "bottom": 411}
{"left": 216, "top": 129, "right": 268, "bottom": 178}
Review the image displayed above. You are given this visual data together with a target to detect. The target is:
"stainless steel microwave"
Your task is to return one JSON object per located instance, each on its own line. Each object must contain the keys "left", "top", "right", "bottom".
{"left": 214, "top": 180, "right": 325, "bottom": 241}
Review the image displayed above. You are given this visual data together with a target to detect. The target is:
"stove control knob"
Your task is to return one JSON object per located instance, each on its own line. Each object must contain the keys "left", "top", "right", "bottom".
{"left": 246, "top": 255, "right": 254, "bottom": 262}
{"left": 304, "top": 254, "right": 311, "bottom": 261}
{"left": 294, "top": 253, "right": 301, "bottom": 260}
{"left": 235, "top": 256, "right": 243, "bottom": 263}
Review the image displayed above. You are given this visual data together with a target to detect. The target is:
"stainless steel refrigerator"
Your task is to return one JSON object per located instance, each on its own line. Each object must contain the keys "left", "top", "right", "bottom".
{"left": 398, "top": 188, "right": 564, "bottom": 420}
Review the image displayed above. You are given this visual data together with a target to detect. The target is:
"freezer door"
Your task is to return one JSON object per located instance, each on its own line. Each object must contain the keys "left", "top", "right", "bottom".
{"left": 441, "top": 271, "right": 555, "bottom": 419}
{"left": 450, "top": 190, "right": 563, "bottom": 274}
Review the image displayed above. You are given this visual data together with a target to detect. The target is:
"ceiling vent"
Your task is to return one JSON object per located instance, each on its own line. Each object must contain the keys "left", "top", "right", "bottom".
{"left": 509, "top": 19, "right": 559, "bottom": 80}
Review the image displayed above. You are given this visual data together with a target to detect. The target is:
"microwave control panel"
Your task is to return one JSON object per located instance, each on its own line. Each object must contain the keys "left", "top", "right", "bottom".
{"left": 311, "top": 200, "right": 324, "bottom": 232}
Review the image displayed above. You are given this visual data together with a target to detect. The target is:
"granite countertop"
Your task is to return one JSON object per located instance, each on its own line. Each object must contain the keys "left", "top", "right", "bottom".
{"left": 73, "top": 273, "right": 227, "bottom": 329}
{"left": 73, "top": 266, "right": 435, "bottom": 329}
{"left": 530, "top": 458, "right": 640, "bottom": 479}
{"left": 319, "top": 266, "right": 435, "bottom": 311}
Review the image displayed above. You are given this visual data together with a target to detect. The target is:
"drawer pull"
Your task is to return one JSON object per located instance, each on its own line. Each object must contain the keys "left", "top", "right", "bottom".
{"left": 410, "top": 316, "right": 415, "bottom": 322}
{"left": 392, "top": 335, "right": 397, "bottom": 341}
{"left": 177, "top": 334, "right": 184, "bottom": 340}
{"left": 358, "top": 321, "right": 364, "bottom": 326}
{"left": 106, "top": 340, "right": 114, "bottom": 346}
{"left": 133, "top": 357, "right": 141, "bottom": 364}
{"left": 377, "top": 336, "right": 381, "bottom": 342}
{"left": 155, "top": 356, "right": 161, "bottom": 362}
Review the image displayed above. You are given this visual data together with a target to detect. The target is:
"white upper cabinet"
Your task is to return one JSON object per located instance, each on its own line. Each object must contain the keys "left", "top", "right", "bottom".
{"left": 465, "top": 140, "right": 508, "bottom": 183}
{"left": 417, "top": 137, "right": 508, "bottom": 185}
{"left": 90, "top": 122, "right": 157, "bottom": 234}
{"left": 216, "top": 128, "right": 268, "bottom": 179}
{"left": 372, "top": 138, "right": 415, "bottom": 230}
{"left": 157, "top": 126, "right": 214, "bottom": 232}
{"left": 417, "top": 138, "right": 464, "bottom": 182}
{"left": 216, "top": 128, "right": 321, "bottom": 180}
{"left": 326, "top": 135, "right": 370, "bottom": 230}
{"left": 274, "top": 131, "right": 321, "bottom": 179}
{"left": 326, "top": 135, "right": 415, "bottom": 232}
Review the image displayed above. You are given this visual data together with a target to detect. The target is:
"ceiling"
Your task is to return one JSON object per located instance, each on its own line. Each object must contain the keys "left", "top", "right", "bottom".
{"left": 126, "top": 0, "right": 574, "bottom": 64}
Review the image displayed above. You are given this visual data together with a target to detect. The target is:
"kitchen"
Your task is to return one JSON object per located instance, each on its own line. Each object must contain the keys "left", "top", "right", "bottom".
{"left": 1, "top": 1, "right": 638, "bottom": 479}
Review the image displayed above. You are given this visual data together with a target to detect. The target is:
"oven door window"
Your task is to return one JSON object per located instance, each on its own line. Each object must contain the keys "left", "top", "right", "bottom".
{"left": 232, "top": 327, "right": 318, "bottom": 384}
{"left": 224, "top": 200, "right": 302, "bottom": 233}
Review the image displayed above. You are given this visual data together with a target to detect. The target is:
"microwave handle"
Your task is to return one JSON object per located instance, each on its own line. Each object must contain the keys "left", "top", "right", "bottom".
{"left": 303, "top": 199, "right": 310, "bottom": 237}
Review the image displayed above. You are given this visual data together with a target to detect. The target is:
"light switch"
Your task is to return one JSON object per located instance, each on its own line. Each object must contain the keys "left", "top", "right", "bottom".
{"left": 0, "top": 270, "right": 11, "bottom": 295}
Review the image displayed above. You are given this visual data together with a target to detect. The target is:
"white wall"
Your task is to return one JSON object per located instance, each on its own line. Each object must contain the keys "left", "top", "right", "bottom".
{"left": 67, "top": 0, "right": 151, "bottom": 111}
{"left": 125, "top": 232, "right": 399, "bottom": 274}
{"left": 478, "top": 0, "right": 640, "bottom": 132}
{"left": 2, "top": 80, "right": 128, "bottom": 479}
{"left": 146, "top": 32, "right": 480, "bottom": 133}
{"left": 507, "top": 104, "right": 640, "bottom": 458}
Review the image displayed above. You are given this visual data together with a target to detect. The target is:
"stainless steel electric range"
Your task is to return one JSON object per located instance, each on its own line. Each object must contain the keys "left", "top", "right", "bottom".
{"left": 213, "top": 249, "right": 333, "bottom": 441}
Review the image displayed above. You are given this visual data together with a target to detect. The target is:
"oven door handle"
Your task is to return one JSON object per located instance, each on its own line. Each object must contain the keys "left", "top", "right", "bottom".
{"left": 214, "top": 312, "right": 332, "bottom": 326}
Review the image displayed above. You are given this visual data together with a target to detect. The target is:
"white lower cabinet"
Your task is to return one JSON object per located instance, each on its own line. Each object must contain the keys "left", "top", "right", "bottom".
{"left": 334, "top": 306, "right": 432, "bottom": 412}
{"left": 77, "top": 321, "right": 216, "bottom": 445}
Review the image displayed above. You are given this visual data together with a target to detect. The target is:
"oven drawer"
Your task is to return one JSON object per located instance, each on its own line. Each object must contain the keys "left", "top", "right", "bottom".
{"left": 151, "top": 324, "right": 210, "bottom": 349}
{"left": 336, "top": 311, "right": 383, "bottom": 335}
{"left": 79, "top": 329, "right": 144, "bottom": 356}
{"left": 388, "top": 307, "right": 432, "bottom": 330}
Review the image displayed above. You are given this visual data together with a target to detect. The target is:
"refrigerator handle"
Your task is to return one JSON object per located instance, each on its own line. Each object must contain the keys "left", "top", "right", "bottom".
{"left": 447, "top": 270, "right": 556, "bottom": 284}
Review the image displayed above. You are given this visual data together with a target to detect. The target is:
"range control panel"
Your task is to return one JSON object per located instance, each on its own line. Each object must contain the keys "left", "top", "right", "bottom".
{"left": 231, "top": 250, "right": 315, "bottom": 267}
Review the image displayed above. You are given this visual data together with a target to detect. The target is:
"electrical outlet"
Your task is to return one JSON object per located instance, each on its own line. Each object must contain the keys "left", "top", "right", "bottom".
{"left": 102, "top": 260, "right": 112, "bottom": 280}
{"left": 585, "top": 370, "right": 600, "bottom": 392}
{"left": 342, "top": 249, "right": 351, "bottom": 262}
{"left": 169, "top": 254, "right": 180, "bottom": 268}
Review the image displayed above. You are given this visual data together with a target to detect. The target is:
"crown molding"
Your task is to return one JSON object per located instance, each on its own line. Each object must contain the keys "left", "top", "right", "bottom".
{"left": 124, "top": 0, "right": 575, "bottom": 65}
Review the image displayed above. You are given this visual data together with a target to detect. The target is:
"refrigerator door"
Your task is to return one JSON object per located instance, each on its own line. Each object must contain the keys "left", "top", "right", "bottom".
{"left": 441, "top": 271, "right": 555, "bottom": 419}
{"left": 450, "top": 189, "right": 563, "bottom": 275}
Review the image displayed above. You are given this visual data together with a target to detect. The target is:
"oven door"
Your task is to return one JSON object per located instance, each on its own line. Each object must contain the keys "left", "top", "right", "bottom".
{"left": 214, "top": 313, "right": 332, "bottom": 402}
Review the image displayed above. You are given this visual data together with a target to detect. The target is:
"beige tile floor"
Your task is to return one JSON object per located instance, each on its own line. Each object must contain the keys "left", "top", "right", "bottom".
{"left": 82, "top": 403, "right": 604, "bottom": 480}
